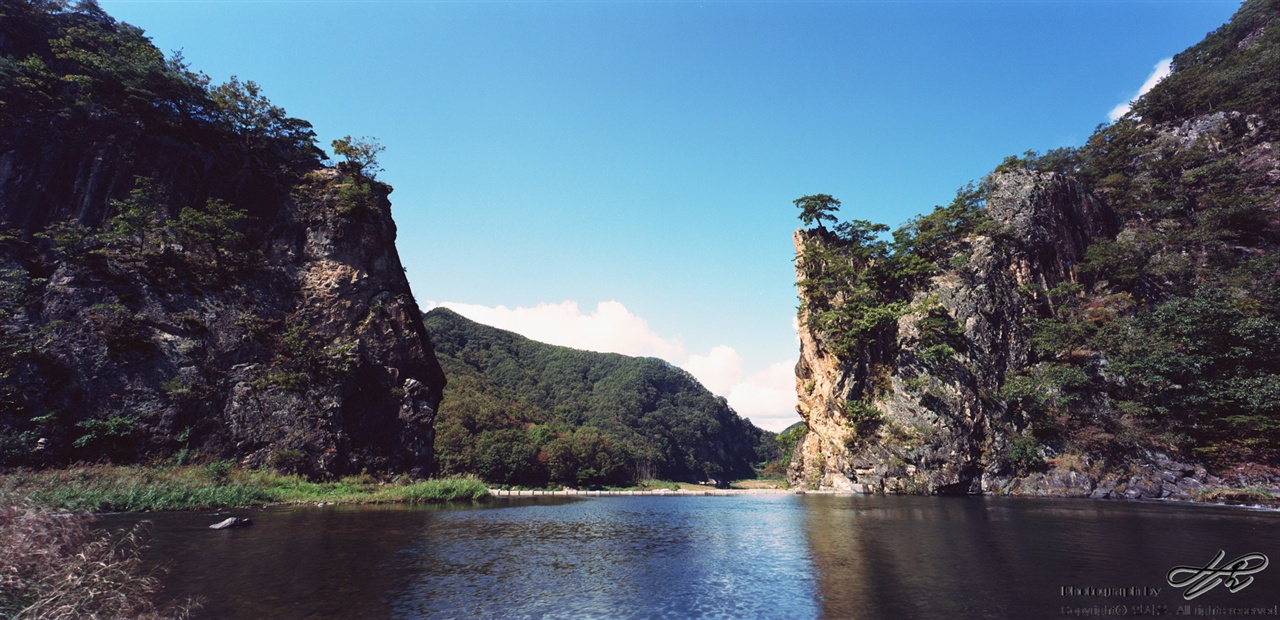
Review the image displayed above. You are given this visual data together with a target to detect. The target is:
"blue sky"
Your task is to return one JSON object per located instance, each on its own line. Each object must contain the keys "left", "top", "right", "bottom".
{"left": 100, "top": 0, "right": 1241, "bottom": 431}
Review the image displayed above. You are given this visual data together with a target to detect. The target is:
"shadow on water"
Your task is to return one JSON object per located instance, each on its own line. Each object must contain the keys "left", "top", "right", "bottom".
{"left": 105, "top": 496, "right": 818, "bottom": 619}
{"left": 100, "top": 501, "right": 505, "bottom": 619}
{"left": 101, "top": 495, "right": 1280, "bottom": 619}
{"left": 799, "top": 495, "right": 1280, "bottom": 619}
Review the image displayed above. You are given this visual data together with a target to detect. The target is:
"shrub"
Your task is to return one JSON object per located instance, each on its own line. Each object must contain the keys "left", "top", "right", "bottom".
{"left": 204, "top": 460, "right": 234, "bottom": 483}
{"left": 86, "top": 303, "right": 150, "bottom": 355}
{"left": 331, "top": 136, "right": 385, "bottom": 179}
{"left": 842, "top": 401, "right": 883, "bottom": 444}
{"left": 72, "top": 415, "right": 137, "bottom": 459}
{"left": 1005, "top": 435, "right": 1046, "bottom": 475}
{"left": 334, "top": 179, "right": 376, "bottom": 216}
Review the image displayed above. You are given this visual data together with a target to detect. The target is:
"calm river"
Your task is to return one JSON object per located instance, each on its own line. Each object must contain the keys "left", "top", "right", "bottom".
{"left": 105, "top": 495, "right": 1280, "bottom": 619}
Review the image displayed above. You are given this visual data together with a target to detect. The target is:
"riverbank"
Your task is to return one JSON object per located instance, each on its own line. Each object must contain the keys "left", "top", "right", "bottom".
{"left": 488, "top": 489, "right": 870, "bottom": 499}
{"left": 487, "top": 488, "right": 1280, "bottom": 513}
{"left": 983, "top": 458, "right": 1280, "bottom": 508}
{"left": 0, "top": 464, "right": 489, "bottom": 513}
{"left": 490, "top": 480, "right": 1280, "bottom": 509}
{"left": 490, "top": 488, "right": 843, "bottom": 497}
{"left": 7, "top": 462, "right": 1274, "bottom": 513}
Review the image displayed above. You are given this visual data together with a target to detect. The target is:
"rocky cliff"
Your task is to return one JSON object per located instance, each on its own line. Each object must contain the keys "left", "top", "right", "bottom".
{"left": 790, "top": 0, "right": 1280, "bottom": 500}
{"left": 0, "top": 1, "right": 444, "bottom": 476}
{"left": 790, "top": 172, "right": 1118, "bottom": 493}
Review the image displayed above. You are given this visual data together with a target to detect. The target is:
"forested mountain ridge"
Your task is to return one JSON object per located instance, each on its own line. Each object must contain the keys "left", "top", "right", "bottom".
{"left": 791, "top": 0, "right": 1280, "bottom": 500}
{"left": 424, "top": 307, "right": 774, "bottom": 487}
{"left": 0, "top": 0, "right": 445, "bottom": 476}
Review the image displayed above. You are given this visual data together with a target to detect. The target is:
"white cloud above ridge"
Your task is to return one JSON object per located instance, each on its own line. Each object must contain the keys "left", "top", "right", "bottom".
{"left": 430, "top": 299, "right": 685, "bottom": 360}
{"left": 726, "top": 360, "right": 799, "bottom": 432}
{"left": 1108, "top": 58, "right": 1173, "bottom": 122}
{"left": 684, "top": 345, "right": 743, "bottom": 396}
{"left": 429, "top": 299, "right": 800, "bottom": 432}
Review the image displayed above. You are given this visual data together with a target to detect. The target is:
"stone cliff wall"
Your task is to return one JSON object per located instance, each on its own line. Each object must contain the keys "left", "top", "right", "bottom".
{"left": 0, "top": 147, "right": 445, "bottom": 476}
{"left": 789, "top": 171, "right": 1118, "bottom": 493}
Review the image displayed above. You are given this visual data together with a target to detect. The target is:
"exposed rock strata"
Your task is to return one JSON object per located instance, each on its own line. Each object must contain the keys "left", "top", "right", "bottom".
{"left": 789, "top": 171, "right": 1118, "bottom": 493}
{"left": 0, "top": 147, "right": 445, "bottom": 476}
{"left": 789, "top": 167, "right": 1280, "bottom": 502}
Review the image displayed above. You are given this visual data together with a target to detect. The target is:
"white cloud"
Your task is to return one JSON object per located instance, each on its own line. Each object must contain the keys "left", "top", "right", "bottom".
{"left": 430, "top": 299, "right": 802, "bottom": 432}
{"left": 431, "top": 300, "right": 685, "bottom": 360}
{"left": 683, "top": 348, "right": 800, "bottom": 432}
{"left": 726, "top": 360, "right": 800, "bottom": 432}
{"left": 683, "top": 345, "right": 743, "bottom": 396}
{"left": 1108, "top": 58, "right": 1173, "bottom": 122}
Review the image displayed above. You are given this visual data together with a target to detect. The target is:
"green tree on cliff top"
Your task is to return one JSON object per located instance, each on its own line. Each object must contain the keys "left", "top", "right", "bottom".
{"left": 331, "top": 135, "right": 385, "bottom": 179}
{"left": 795, "top": 194, "right": 840, "bottom": 229}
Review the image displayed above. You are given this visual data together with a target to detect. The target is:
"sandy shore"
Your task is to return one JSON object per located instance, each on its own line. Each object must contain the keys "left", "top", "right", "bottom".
{"left": 487, "top": 488, "right": 855, "bottom": 497}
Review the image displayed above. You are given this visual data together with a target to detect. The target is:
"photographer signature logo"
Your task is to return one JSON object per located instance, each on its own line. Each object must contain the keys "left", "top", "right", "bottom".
{"left": 1167, "top": 550, "right": 1269, "bottom": 600}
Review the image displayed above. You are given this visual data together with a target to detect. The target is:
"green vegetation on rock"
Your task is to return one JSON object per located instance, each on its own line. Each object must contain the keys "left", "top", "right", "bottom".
{"left": 793, "top": 0, "right": 1280, "bottom": 486}
{"left": 795, "top": 182, "right": 996, "bottom": 359}
{"left": 0, "top": 0, "right": 445, "bottom": 477}
{"left": 761, "top": 422, "right": 807, "bottom": 476}
{"left": 991, "top": 1, "right": 1280, "bottom": 469}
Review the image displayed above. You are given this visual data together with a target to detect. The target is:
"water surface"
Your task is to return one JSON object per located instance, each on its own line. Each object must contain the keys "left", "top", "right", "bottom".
{"left": 105, "top": 495, "right": 1280, "bottom": 619}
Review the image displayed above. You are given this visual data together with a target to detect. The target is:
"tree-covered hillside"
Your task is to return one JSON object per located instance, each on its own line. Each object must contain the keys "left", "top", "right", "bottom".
{"left": 991, "top": 0, "right": 1280, "bottom": 471}
{"left": 424, "top": 307, "right": 775, "bottom": 487}
{"left": 794, "top": 0, "right": 1280, "bottom": 487}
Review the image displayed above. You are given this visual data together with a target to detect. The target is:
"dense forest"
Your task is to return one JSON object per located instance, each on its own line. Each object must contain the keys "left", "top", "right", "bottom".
{"left": 798, "top": 0, "right": 1280, "bottom": 481}
{"left": 425, "top": 308, "right": 776, "bottom": 487}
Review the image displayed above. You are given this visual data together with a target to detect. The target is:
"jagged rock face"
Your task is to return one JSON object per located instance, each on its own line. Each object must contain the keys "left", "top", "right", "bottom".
{"left": 0, "top": 151, "right": 445, "bottom": 476}
{"left": 219, "top": 169, "right": 446, "bottom": 476}
{"left": 0, "top": 1, "right": 444, "bottom": 475}
{"left": 0, "top": 120, "right": 283, "bottom": 232}
{"left": 789, "top": 171, "right": 1118, "bottom": 493}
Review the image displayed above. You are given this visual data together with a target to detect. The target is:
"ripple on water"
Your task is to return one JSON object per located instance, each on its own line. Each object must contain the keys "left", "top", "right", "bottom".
{"left": 103, "top": 494, "right": 1280, "bottom": 619}
{"left": 389, "top": 495, "right": 821, "bottom": 619}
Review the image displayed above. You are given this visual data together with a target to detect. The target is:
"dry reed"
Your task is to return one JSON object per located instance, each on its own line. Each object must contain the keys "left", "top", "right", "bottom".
{"left": 0, "top": 494, "right": 195, "bottom": 619}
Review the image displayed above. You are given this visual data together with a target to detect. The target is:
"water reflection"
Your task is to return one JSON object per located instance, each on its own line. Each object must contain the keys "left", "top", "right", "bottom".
{"left": 105, "top": 495, "right": 1280, "bottom": 619}
{"left": 101, "top": 503, "right": 483, "bottom": 619}
{"left": 799, "top": 495, "right": 1280, "bottom": 619}
{"left": 390, "top": 495, "right": 819, "bottom": 618}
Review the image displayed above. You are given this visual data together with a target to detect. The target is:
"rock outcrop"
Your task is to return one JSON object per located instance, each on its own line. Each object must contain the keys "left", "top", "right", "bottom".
{"left": 0, "top": 161, "right": 445, "bottom": 476}
{"left": 789, "top": 171, "right": 1118, "bottom": 493}
{"left": 209, "top": 516, "right": 254, "bottom": 530}
{"left": 786, "top": 0, "right": 1280, "bottom": 501}
{"left": 790, "top": 165, "right": 1280, "bottom": 503}
{"left": 0, "top": 3, "right": 445, "bottom": 476}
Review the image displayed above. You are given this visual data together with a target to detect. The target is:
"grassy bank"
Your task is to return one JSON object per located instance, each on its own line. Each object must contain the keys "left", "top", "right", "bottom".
{"left": 0, "top": 463, "right": 489, "bottom": 513}
{"left": 1193, "top": 486, "right": 1279, "bottom": 506}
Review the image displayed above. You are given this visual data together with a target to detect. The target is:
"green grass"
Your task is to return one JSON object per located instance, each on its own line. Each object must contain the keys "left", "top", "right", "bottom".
{"left": 610, "top": 479, "right": 681, "bottom": 491}
{"left": 1193, "top": 487, "right": 1279, "bottom": 506}
{"left": 0, "top": 463, "right": 489, "bottom": 513}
